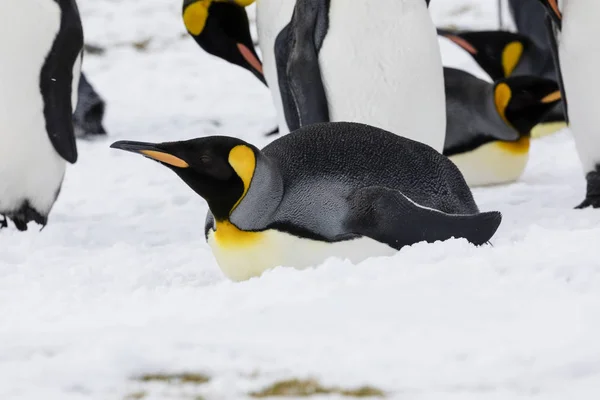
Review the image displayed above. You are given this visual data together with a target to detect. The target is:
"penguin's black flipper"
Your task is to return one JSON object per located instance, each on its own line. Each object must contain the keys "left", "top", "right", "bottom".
{"left": 437, "top": 28, "right": 531, "bottom": 81}
{"left": 73, "top": 73, "right": 107, "bottom": 138}
{"left": 345, "top": 187, "right": 502, "bottom": 251}
{"left": 274, "top": 0, "right": 330, "bottom": 131}
{"left": 40, "top": 0, "right": 84, "bottom": 164}
{"left": 544, "top": 14, "right": 569, "bottom": 123}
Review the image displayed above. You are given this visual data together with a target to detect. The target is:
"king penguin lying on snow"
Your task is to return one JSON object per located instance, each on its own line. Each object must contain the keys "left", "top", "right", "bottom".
{"left": 183, "top": 0, "right": 447, "bottom": 152}
{"left": 111, "top": 122, "right": 502, "bottom": 281}
{"left": 0, "top": 0, "right": 84, "bottom": 231}
{"left": 182, "top": 0, "right": 561, "bottom": 187}
{"left": 535, "top": 0, "right": 600, "bottom": 208}
{"left": 444, "top": 68, "right": 561, "bottom": 186}
{"left": 437, "top": 27, "right": 566, "bottom": 137}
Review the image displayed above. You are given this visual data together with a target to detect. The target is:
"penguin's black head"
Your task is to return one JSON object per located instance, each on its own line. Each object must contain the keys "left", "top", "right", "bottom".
{"left": 494, "top": 76, "right": 562, "bottom": 135}
{"left": 110, "top": 136, "right": 259, "bottom": 221}
{"left": 183, "top": 0, "right": 265, "bottom": 85}
{"left": 438, "top": 29, "right": 531, "bottom": 81}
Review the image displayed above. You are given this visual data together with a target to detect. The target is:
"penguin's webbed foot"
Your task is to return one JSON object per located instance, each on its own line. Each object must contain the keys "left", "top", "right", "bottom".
{"left": 576, "top": 166, "right": 600, "bottom": 209}
{"left": 3, "top": 202, "right": 49, "bottom": 232}
{"left": 0, "top": 215, "right": 8, "bottom": 229}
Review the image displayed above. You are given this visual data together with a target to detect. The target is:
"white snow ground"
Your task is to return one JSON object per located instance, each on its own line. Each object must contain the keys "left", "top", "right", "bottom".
{"left": 2, "top": 1, "right": 600, "bottom": 399}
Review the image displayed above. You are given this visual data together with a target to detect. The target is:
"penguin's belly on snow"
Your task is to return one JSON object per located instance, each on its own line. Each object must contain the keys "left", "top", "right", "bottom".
{"left": 449, "top": 138, "right": 530, "bottom": 187}
{"left": 206, "top": 221, "right": 396, "bottom": 282}
{"left": 559, "top": 4, "right": 600, "bottom": 171}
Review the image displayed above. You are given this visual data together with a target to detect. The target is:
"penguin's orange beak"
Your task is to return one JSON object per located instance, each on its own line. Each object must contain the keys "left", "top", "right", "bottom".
{"left": 110, "top": 141, "right": 190, "bottom": 168}
{"left": 237, "top": 43, "right": 263, "bottom": 76}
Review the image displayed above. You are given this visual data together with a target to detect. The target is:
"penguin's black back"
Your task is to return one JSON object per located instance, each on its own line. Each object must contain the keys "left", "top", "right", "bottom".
{"left": 262, "top": 122, "right": 479, "bottom": 215}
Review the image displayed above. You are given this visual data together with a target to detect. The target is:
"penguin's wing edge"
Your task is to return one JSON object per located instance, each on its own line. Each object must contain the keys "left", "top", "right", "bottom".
{"left": 544, "top": 14, "right": 569, "bottom": 123}
{"left": 345, "top": 186, "right": 502, "bottom": 250}
{"left": 41, "top": 0, "right": 84, "bottom": 164}
{"left": 274, "top": 0, "right": 330, "bottom": 132}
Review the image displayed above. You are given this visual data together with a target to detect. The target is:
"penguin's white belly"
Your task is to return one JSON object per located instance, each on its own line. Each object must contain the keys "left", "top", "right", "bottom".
{"left": 0, "top": 1, "right": 66, "bottom": 214}
{"left": 256, "top": 0, "right": 297, "bottom": 134}
{"left": 318, "top": 0, "right": 446, "bottom": 152}
{"left": 207, "top": 224, "right": 396, "bottom": 282}
{"left": 449, "top": 138, "right": 530, "bottom": 187}
{"left": 559, "top": 0, "right": 600, "bottom": 172}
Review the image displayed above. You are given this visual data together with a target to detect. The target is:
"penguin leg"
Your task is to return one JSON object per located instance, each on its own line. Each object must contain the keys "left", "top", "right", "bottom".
{"left": 576, "top": 165, "right": 600, "bottom": 209}
{"left": 0, "top": 215, "right": 7, "bottom": 229}
{"left": 345, "top": 187, "right": 502, "bottom": 251}
{"left": 544, "top": 14, "right": 569, "bottom": 123}
{"left": 274, "top": 0, "right": 331, "bottom": 131}
{"left": 73, "top": 73, "right": 108, "bottom": 138}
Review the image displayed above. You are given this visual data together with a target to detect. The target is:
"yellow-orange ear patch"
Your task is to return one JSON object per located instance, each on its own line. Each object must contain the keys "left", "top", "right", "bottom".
{"left": 497, "top": 136, "right": 531, "bottom": 155}
{"left": 215, "top": 0, "right": 256, "bottom": 6}
{"left": 502, "top": 41, "right": 524, "bottom": 77}
{"left": 183, "top": 1, "right": 211, "bottom": 36}
{"left": 541, "top": 90, "right": 561, "bottom": 104}
{"left": 140, "top": 150, "right": 189, "bottom": 168}
{"left": 228, "top": 145, "right": 256, "bottom": 212}
{"left": 494, "top": 83, "right": 512, "bottom": 126}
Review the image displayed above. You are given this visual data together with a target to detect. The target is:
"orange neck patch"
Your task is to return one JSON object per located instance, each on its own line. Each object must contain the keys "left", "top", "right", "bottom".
{"left": 497, "top": 136, "right": 531, "bottom": 155}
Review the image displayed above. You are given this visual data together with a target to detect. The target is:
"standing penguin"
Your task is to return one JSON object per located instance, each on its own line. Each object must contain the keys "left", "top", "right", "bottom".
{"left": 182, "top": 0, "right": 265, "bottom": 84}
{"left": 0, "top": 0, "right": 84, "bottom": 231}
{"left": 181, "top": 3, "right": 561, "bottom": 187}
{"left": 183, "top": 0, "right": 447, "bottom": 151}
{"left": 182, "top": 0, "right": 279, "bottom": 135}
{"left": 265, "top": 0, "right": 447, "bottom": 152}
{"left": 111, "top": 122, "right": 502, "bottom": 281}
{"left": 536, "top": 0, "right": 600, "bottom": 208}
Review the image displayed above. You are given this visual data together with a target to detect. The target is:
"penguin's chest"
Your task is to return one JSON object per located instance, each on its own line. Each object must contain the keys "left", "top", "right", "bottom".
{"left": 449, "top": 137, "right": 530, "bottom": 187}
{"left": 317, "top": 0, "right": 446, "bottom": 152}
{"left": 558, "top": 0, "right": 600, "bottom": 170}
{"left": 206, "top": 221, "right": 396, "bottom": 282}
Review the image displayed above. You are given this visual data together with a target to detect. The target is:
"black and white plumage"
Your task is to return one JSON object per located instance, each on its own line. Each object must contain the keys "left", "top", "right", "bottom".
{"left": 0, "top": 0, "right": 84, "bottom": 231}
{"left": 111, "top": 122, "right": 502, "bottom": 281}
{"left": 536, "top": 0, "right": 600, "bottom": 208}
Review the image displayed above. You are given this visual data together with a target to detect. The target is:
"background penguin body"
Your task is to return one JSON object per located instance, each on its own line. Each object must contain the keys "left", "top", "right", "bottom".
{"left": 0, "top": 0, "right": 83, "bottom": 230}
{"left": 180, "top": 2, "right": 557, "bottom": 188}
{"left": 73, "top": 73, "right": 107, "bottom": 138}
{"left": 508, "top": 0, "right": 551, "bottom": 49}
{"left": 437, "top": 28, "right": 566, "bottom": 133}
{"left": 444, "top": 68, "right": 560, "bottom": 186}
{"left": 112, "top": 122, "right": 502, "bottom": 282}
{"left": 258, "top": 0, "right": 447, "bottom": 152}
{"left": 537, "top": 0, "right": 600, "bottom": 208}
{"left": 437, "top": 28, "right": 555, "bottom": 81}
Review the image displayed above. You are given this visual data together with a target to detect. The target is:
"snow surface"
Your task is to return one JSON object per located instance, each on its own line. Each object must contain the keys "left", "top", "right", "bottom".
{"left": 2, "top": 1, "right": 600, "bottom": 399}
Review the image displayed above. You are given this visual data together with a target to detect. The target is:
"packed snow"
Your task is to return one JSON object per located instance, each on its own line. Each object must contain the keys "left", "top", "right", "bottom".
{"left": 1, "top": 0, "right": 600, "bottom": 399}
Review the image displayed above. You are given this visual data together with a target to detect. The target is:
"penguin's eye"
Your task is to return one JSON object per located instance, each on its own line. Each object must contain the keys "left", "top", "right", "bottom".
{"left": 200, "top": 155, "right": 213, "bottom": 165}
